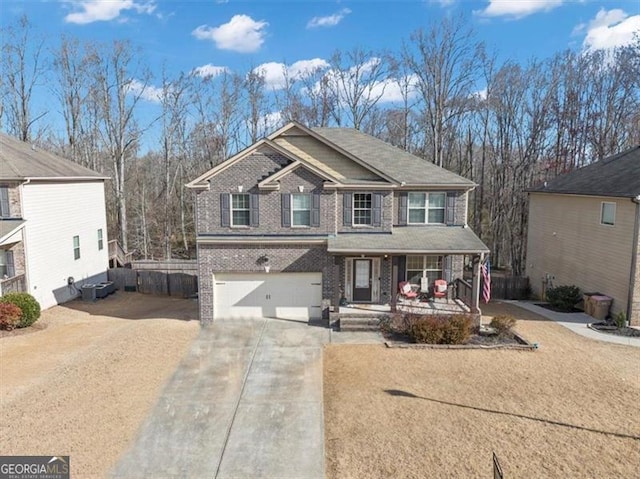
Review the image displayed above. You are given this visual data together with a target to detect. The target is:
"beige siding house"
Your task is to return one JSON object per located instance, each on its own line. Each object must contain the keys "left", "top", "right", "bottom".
{"left": 526, "top": 146, "right": 640, "bottom": 325}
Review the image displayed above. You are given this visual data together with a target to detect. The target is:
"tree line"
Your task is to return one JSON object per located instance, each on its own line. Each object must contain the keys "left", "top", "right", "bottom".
{"left": 2, "top": 15, "right": 639, "bottom": 274}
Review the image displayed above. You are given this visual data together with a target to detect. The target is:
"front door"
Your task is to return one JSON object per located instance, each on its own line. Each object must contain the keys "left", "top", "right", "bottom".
{"left": 352, "top": 259, "right": 372, "bottom": 302}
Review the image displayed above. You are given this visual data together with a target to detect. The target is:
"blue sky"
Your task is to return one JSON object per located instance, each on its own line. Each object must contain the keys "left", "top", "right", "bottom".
{"left": 1, "top": 0, "right": 638, "bottom": 145}
{"left": 3, "top": 1, "right": 639, "bottom": 83}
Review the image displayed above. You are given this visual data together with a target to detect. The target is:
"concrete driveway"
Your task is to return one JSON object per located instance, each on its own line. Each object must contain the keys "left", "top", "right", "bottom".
{"left": 112, "top": 317, "right": 330, "bottom": 478}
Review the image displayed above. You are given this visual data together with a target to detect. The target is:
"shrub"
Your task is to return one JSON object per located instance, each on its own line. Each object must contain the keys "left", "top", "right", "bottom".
{"left": 612, "top": 311, "right": 627, "bottom": 329}
{"left": 545, "top": 285, "right": 581, "bottom": 312}
{"left": 1, "top": 292, "right": 41, "bottom": 328}
{"left": 489, "top": 315, "right": 517, "bottom": 336}
{"left": 0, "top": 302, "right": 22, "bottom": 330}
{"left": 408, "top": 314, "right": 473, "bottom": 345}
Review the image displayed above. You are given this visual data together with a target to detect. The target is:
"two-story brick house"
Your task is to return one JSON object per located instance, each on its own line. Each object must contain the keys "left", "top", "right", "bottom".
{"left": 187, "top": 122, "right": 489, "bottom": 323}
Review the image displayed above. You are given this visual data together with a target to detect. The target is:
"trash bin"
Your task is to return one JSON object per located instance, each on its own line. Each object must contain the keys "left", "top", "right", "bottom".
{"left": 591, "top": 295, "right": 612, "bottom": 321}
{"left": 582, "top": 292, "right": 602, "bottom": 316}
{"left": 82, "top": 284, "right": 96, "bottom": 302}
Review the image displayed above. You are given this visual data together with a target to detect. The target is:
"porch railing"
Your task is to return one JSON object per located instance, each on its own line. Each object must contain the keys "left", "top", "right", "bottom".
{"left": 455, "top": 278, "right": 473, "bottom": 311}
{"left": 0, "top": 274, "right": 27, "bottom": 296}
{"left": 108, "top": 239, "right": 133, "bottom": 267}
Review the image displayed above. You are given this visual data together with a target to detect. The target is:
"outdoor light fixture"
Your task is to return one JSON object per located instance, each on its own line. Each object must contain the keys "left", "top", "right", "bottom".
{"left": 237, "top": 185, "right": 243, "bottom": 192}
{"left": 298, "top": 185, "right": 305, "bottom": 192}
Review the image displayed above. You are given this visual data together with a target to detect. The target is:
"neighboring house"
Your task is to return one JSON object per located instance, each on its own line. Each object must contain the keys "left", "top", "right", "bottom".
{"left": 187, "top": 122, "right": 489, "bottom": 323}
{"left": 0, "top": 133, "right": 109, "bottom": 309}
{"left": 526, "top": 145, "right": 640, "bottom": 326}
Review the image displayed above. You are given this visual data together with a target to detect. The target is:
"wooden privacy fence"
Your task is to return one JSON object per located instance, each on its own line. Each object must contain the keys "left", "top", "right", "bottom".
{"left": 108, "top": 268, "right": 198, "bottom": 298}
{"left": 485, "top": 275, "right": 530, "bottom": 300}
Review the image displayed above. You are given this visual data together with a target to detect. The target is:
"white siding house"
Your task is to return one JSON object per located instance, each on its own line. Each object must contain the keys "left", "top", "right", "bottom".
{"left": 0, "top": 133, "right": 109, "bottom": 309}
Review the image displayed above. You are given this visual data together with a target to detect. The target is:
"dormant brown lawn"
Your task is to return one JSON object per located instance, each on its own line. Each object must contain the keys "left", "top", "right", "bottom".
{"left": 0, "top": 293, "right": 199, "bottom": 477}
{"left": 324, "top": 302, "right": 640, "bottom": 479}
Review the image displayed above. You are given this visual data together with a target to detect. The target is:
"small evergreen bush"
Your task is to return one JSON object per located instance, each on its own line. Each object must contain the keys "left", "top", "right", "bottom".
{"left": 545, "top": 285, "right": 581, "bottom": 312}
{"left": 0, "top": 302, "right": 22, "bottom": 330}
{"left": 489, "top": 315, "right": 517, "bottom": 336}
{"left": 1, "top": 292, "right": 41, "bottom": 328}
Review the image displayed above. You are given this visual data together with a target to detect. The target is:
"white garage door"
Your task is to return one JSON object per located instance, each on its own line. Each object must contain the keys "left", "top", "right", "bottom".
{"left": 213, "top": 272, "right": 323, "bottom": 320}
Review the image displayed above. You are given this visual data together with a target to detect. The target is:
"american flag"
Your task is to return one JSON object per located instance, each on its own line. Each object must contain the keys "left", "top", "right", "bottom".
{"left": 481, "top": 257, "right": 491, "bottom": 303}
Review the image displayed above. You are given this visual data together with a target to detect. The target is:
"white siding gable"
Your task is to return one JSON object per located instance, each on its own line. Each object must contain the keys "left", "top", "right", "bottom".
{"left": 21, "top": 181, "right": 109, "bottom": 309}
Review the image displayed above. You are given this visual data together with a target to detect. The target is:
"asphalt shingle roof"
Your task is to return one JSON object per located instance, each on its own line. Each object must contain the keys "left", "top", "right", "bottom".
{"left": 0, "top": 133, "right": 106, "bottom": 180}
{"left": 528, "top": 145, "right": 640, "bottom": 198}
{"left": 328, "top": 226, "right": 489, "bottom": 254}
{"left": 311, "top": 127, "right": 475, "bottom": 187}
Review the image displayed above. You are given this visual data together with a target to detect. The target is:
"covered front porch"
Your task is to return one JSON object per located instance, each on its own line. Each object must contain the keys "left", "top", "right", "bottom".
{"left": 327, "top": 226, "right": 490, "bottom": 315}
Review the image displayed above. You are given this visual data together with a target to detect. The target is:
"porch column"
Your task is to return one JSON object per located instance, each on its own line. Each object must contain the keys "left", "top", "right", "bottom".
{"left": 470, "top": 253, "right": 484, "bottom": 314}
{"left": 391, "top": 256, "right": 399, "bottom": 312}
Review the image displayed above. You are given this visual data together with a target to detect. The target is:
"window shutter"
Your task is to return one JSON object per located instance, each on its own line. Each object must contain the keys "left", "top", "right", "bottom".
{"left": 343, "top": 193, "right": 353, "bottom": 226}
{"left": 250, "top": 193, "right": 259, "bottom": 227}
{"left": 220, "top": 193, "right": 230, "bottom": 227}
{"left": 5, "top": 251, "right": 15, "bottom": 277}
{"left": 0, "top": 187, "right": 9, "bottom": 217}
{"left": 397, "top": 255, "right": 407, "bottom": 283}
{"left": 281, "top": 194, "right": 291, "bottom": 227}
{"left": 446, "top": 192, "right": 457, "bottom": 225}
{"left": 311, "top": 193, "right": 320, "bottom": 227}
{"left": 372, "top": 193, "right": 382, "bottom": 227}
{"left": 398, "top": 192, "right": 408, "bottom": 226}
{"left": 443, "top": 255, "right": 453, "bottom": 283}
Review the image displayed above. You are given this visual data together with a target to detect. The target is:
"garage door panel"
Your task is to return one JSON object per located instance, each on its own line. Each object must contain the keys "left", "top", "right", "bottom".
{"left": 214, "top": 273, "right": 322, "bottom": 320}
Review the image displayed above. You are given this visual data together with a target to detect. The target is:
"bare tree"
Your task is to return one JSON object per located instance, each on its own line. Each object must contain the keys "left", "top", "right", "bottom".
{"left": 90, "top": 40, "right": 152, "bottom": 252}
{"left": 403, "top": 16, "right": 482, "bottom": 168}
{"left": 1, "top": 15, "right": 48, "bottom": 141}
{"left": 328, "top": 47, "right": 390, "bottom": 129}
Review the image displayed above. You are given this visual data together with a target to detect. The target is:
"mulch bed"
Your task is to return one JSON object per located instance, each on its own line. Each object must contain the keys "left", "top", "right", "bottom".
{"left": 0, "top": 322, "right": 47, "bottom": 339}
{"left": 382, "top": 330, "right": 536, "bottom": 350}
{"left": 589, "top": 322, "right": 640, "bottom": 338}
{"left": 535, "top": 303, "right": 582, "bottom": 313}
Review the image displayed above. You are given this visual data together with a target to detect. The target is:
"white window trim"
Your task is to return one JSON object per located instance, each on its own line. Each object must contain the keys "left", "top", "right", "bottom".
{"left": 408, "top": 192, "right": 446, "bottom": 225}
{"left": 406, "top": 255, "right": 443, "bottom": 285}
{"left": 352, "top": 193, "right": 373, "bottom": 226}
{"left": 600, "top": 201, "right": 616, "bottom": 226}
{"left": 98, "top": 229, "right": 104, "bottom": 250}
{"left": 291, "top": 193, "right": 311, "bottom": 228}
{"left": 231, "top": 193, "right": 250, "bottom": 227}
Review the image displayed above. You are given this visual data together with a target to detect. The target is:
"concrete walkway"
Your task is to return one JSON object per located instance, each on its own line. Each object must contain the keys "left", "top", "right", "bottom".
{"left": 112, "top": 317, "right": 330, "bottom": 478}
{"left": 506, "top": 301, "right": 640, "bottom": 348}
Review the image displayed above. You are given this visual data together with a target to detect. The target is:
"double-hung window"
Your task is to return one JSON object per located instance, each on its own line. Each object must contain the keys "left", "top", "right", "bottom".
{"left": 600, "top": 202, "right": 615, "bottom": 226}
{"left": 408, "top": 192, "right": 446, "bottom": 224}
{"left": 353, "top": 193, "right": 372, "bottom": 225}
{"left": 292, "top": 194, "right": 311, "bottom": 226}
{"left": 406, "top": 255, "right": 443, "bottom": 286}
{"left": 98, "top": 229, "right": 104, "bottom": 250}
{"left": 231, "top": 193, "right": 250, "bottom": 226}
{"left": 73, "top": 236, "right": 81, "bottom": 260}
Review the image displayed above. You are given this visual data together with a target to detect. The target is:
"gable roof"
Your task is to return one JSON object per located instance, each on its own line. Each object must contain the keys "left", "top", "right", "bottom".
{"left": 528, "top": 145, "right": 640, "bottom": 198}
{"left": 0, "top": 133, "right": 107, "bottom": 181}
{"left": 311, "top": 127, "right": 475, "bottom": 188}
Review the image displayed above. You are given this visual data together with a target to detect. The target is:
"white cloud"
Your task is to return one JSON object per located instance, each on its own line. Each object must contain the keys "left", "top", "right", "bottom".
{"left": 431, "top": 0, "right": 456, "bottom": 6}
{"left": 367, "top": 75, "right": 420, "bottom": 104}
{"left": 253, "top": 59, "right": 329, "bottom": 90}
{"left": 192, "top": 64, "right": 229, "bottom": 79}
{"left": 63, "top": 0, "right": 156, "bottom": 25}
{"left": 192, "top": 14, "right": 268, "bottom": 53}
{"left": 307, "top": 8, "right": 351, "bottom": 29}
{"left": 476, "top": 0, "right": 563, "bottom": 19}
{"left": 579, "top": 9, "right": 640, "bottom": 52}
{"left": 127, "top": 79, "right": 163, "bottom": 103}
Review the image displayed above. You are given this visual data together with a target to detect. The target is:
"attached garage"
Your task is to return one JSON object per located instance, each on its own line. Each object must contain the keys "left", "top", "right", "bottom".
{"left": 213, "top": 272, "right": 323, "bottom": 320}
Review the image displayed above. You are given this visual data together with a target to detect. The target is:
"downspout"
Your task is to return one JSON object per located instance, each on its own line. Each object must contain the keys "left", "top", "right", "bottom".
{"left": 627, "top": 195, "right": 640, "bottom": 326}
